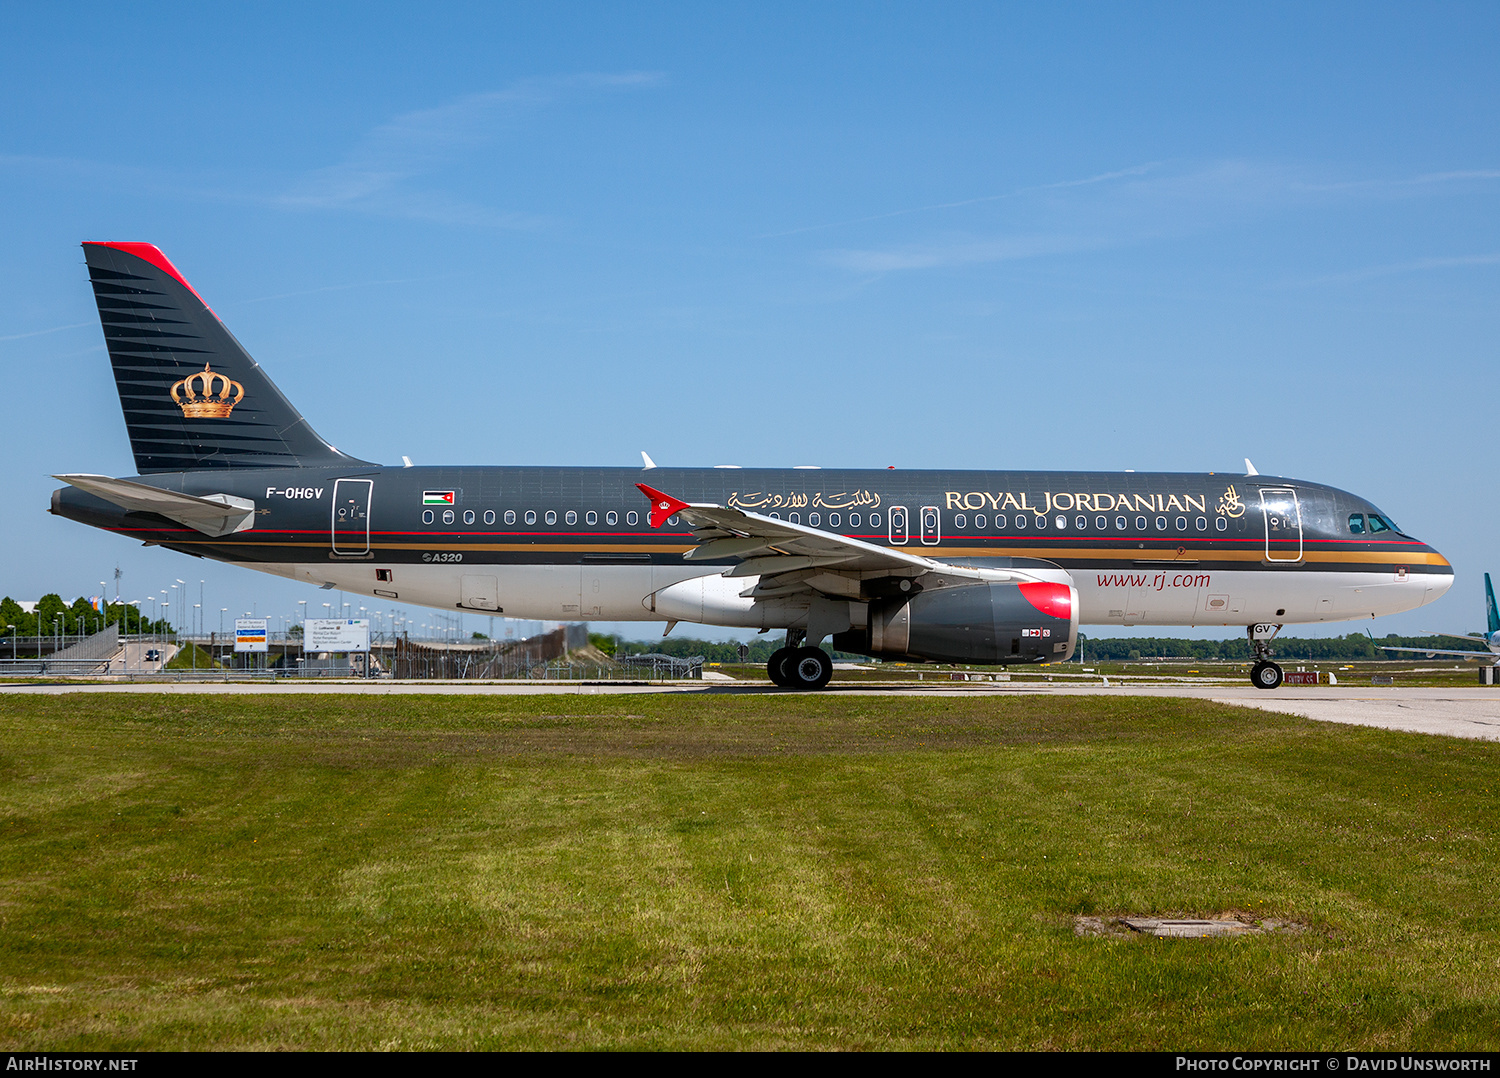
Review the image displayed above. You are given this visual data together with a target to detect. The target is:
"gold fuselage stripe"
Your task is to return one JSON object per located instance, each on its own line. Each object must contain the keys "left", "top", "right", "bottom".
{"left": 122, "top": 532, "right": 1451, "bottom": 569}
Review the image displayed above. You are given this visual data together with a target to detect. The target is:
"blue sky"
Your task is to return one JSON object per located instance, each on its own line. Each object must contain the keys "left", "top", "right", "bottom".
{"left": 2, "top": 3, "right": 1497, "bottom": 641}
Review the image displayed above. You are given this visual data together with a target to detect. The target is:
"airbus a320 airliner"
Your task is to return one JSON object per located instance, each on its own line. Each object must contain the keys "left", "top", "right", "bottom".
{"left": 51, "top": 242, "right": 1454, "bottom": 689}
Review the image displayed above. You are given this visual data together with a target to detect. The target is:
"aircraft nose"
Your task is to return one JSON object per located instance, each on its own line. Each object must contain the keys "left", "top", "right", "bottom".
{"left": 1423, "top": 545, "right": 1455, "bottom": 604}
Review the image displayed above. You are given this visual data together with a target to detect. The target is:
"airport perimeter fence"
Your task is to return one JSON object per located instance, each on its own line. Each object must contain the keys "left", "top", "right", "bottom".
{"left": 389, "top": 632, "right": 704, "bottom": 680}
{"left": 0, "top": 621, "right": 713, "bottom": 682}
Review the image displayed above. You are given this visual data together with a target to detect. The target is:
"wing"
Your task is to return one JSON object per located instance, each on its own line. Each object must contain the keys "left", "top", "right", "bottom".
{"left": 636, "top": 483, "right": 1057, "bottom": 603}
{"left": 1377, "top": 644, "right": 1500, "bottom": 662}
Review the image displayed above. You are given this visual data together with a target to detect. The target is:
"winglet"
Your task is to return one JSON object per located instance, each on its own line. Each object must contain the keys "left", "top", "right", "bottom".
{"left": 636, "top": 483, "right": 689, "bottom": 528}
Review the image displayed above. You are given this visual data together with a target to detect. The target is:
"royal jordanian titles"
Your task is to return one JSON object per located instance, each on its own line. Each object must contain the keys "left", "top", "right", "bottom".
{"left": 51, "top": 243, "right": 1454, "bottom": 690}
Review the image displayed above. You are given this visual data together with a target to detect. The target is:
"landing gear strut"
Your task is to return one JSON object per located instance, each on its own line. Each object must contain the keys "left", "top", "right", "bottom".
{"left": 1248, "top": 624, "right": 1284, "bottom": 690}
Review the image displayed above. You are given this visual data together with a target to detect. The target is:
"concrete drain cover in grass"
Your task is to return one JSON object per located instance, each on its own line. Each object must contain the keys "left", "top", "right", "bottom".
{"left": 1123, "top": 918, "right": 1254, "bottom": 938}
{"left": 1074, "top": 916, "right": 1297, "bottom": 938}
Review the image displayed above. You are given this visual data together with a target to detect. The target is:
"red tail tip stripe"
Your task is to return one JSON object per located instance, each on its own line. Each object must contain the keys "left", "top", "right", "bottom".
{"left": 635, "top": 483, "right": 689, "bottom": 528}
{"left": 82, "top": 242, "right": 215, "bottom": 313}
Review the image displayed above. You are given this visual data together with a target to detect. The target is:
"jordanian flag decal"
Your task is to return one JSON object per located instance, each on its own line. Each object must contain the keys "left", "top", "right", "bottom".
{"left": 422, "top": 491, "right": 456, "bottom": 506}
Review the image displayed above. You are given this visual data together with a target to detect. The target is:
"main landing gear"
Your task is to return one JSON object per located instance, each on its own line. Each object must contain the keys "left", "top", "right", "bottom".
{"left": 1247, "top": 624, "right": 1284, "bottom": 690}
{"left": 767, "top": 631, "right": 834, "bottom": 691}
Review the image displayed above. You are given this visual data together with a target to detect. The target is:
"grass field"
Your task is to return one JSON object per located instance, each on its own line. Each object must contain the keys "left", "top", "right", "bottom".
{"left": 0, "top": 692, "right": 1496, "bottom": 1050}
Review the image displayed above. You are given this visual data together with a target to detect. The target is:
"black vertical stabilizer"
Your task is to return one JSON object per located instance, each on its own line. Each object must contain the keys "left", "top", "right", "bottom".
{"left": 82, "top": 242, "right": 371, "bottom": 474}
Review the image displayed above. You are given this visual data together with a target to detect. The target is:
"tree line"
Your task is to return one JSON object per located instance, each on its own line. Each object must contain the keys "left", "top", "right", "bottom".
{"left": 1075, "top": 632, "right": 1486, "bottom": 662}
{"left": 0, "top": 595, "right": 171, "bottom": 638}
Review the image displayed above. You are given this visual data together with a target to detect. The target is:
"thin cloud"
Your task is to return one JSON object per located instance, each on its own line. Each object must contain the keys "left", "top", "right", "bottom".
{"left": 276, "top": 73, "right": 663, "bottom": 226}
{"left": 235, "top": 278, "right": 431, "bottom": 305}
{"left": 1282, "top": 253, "right": 1500, "bottom": 287}
{"left": 812, "top": 158, "right": 1500, "bottom": 277}
{"left": 1293, "top": 168, "right": 1500, "bottom": 194}
{"left": 0, "top": 321, "right": 91, "bottom": 343}
{"left": 760, "top": 162, "right": 1160, "bottom": 239}
{"left": 823, "top": 234, "right": 1094, "bottom": 273}
{"left": 0, "top": 72, "right": 664, "bottom": 229}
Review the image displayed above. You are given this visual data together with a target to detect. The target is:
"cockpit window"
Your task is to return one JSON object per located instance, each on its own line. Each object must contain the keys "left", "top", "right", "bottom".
{"left": 1368, "top": 514, "right": 1391, "bottom": 534}
{"left": 1348, "top": 513, "right": 1365, "bottom": 535}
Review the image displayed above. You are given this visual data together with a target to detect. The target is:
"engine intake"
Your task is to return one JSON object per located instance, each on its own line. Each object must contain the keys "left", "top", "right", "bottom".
{"left": 833, "top": 580, "right": 1077, "bottom": 665}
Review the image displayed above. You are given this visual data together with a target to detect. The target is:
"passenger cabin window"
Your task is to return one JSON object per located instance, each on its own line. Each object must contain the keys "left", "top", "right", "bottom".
{"left": 606, "top": 511, "right": 618, "bottom": 525}
{"left": 442, "top": 510, "right": 454, "bottom": 524}
{"left": 422, "top": 510, "right": 434, "bottom": 525}
{"left": 586, "top": 511, "right": 597, "bottom": 525}
{"left": 525, "top": 511, "right": 536, "bottom": 525}
{"left": 483, "top": 510, "right": 495, "bottom": 525}
{"left": 829, "top": 512, "right": 841, "bottom": 527}
{"left": 808, "top": 512, "right": 820, "bottom": 527}
{"left": 463, "top": 510, "right": 475, "bottom": 525}
{"left": 545, "top": 511, "right": 557, "bottom": 525}
{"left": 626, "top": 511, "right": 639, "bottom": 525}
{"left": 565, "top": 511, "right": 577, "bottom": 525}
{"left": 1348, "top": 513, "right": 1366, "bottom": 534}
{"left": 975, "top": 514, "right": 986, "bottom": 528}
{"left": 504, "top": 510, "right": 516, "bottom": 524}
{"left": 869, "top": 513, "right": 881, "bottom": 527}
{"left": 849, "top": 513, "right": 861, "bottom": 527}
{"left": 954, "top": 514, "right": 966, "bottom": 529}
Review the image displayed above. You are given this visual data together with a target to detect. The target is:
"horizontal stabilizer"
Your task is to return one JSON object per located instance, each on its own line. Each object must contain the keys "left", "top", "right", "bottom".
{"left": 53, "top": 474, "right": 255, "bottom": 538}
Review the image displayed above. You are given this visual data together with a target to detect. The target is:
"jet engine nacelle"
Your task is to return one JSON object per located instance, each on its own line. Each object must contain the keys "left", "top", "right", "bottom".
{"left": 833, "top": 580, "right": 1078, "bottom": 665}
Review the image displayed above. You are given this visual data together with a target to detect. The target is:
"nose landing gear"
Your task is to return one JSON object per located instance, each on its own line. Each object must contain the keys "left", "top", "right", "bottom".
{"left": 1248, "top": 623, "right": 1284, "bottom": 690}
{"left": 1251, "top": 660, "right": 1284, "bottom": 690}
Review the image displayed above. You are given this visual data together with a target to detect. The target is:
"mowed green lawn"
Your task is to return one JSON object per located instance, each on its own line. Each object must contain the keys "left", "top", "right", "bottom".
{"left": 0, "top": 692, "right": 1496, "bottom": 1050}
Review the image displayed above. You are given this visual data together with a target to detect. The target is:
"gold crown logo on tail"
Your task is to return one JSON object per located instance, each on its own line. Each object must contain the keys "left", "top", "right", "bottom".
{"left": 170, "top": 363, "right": 244, "bottom": 418}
